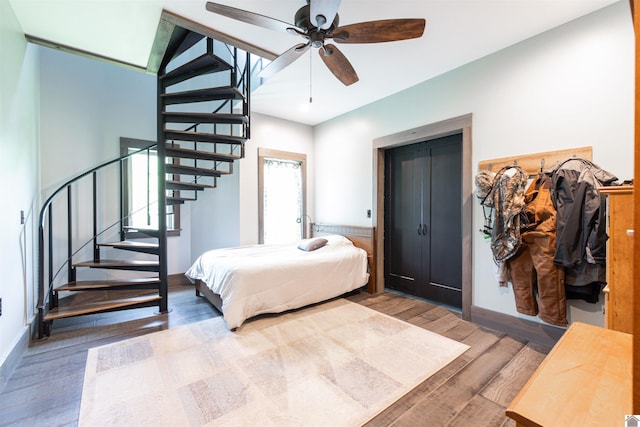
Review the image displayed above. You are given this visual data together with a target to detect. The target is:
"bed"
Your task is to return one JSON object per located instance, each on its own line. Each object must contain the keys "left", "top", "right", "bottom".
{"left": 185, "top": 224, "right": 376, "bottom": 329}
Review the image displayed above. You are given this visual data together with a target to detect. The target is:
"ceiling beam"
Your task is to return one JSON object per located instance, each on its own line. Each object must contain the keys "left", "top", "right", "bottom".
{"left": 25, "top": 34, "right": 147, "bottom": 74}
{"left": 147, "top": 9, "right": 278, "bottom": 75}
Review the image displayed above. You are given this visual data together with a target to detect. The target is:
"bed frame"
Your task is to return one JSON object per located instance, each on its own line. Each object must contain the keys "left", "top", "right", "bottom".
{"left": 194, "top": 224, "right": 376, "bottom": 315}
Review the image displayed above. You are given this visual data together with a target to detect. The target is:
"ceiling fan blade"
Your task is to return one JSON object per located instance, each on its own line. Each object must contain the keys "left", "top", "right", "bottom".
{"left": 318, "top": 44, "right": 358, "bottom": 86}
{"left": 333, "top": 19, "right": 426, "bottom": 44}
{"left": 310, "top": 0, "right": 341, "bottom": 30}
{"left": 259, "top": 43, "right": 311, "bottom": 80}
{"left": 205, "top": 2, "right": 296, "bottom": 33}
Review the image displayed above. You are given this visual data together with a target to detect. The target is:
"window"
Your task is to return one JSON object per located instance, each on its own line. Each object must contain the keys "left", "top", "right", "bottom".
{"left": 258, "top": 148, "right": 307, "bottom": 244}
{"left": 120, "top": 137, "right": 180, "bottom": 237}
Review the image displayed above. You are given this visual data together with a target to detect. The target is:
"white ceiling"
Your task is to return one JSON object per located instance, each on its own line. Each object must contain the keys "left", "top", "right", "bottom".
{"left": 10, "top": 0, "right": 621, "bottom": 126}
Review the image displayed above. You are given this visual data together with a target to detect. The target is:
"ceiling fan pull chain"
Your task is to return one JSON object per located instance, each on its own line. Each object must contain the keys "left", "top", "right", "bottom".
{"left": 309, "top": 51, "right": 313, "bottom": 104}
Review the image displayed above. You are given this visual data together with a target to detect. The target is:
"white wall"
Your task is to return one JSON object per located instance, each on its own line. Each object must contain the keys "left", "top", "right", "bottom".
{"left": 39, "top": 49, "right": 156, "bottom": 191}
{"left": 0, "top": 0, "right": 40, "bottom": 372}
{"left": 313, "top": 1, "right": 634, "bottom": 327}
{"left": 189, "top": 166, "right": 240, "bottom": 258}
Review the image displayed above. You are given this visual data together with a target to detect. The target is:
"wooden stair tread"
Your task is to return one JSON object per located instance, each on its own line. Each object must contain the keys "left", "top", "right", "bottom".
{"left": 162, "top": 86, "right": 245, "bottom": 104}
{"left": 56, "top": 278, "right": 161, "bottom": 291}
{"left": 123, "top": 226, "right": 160, "bottom": 237}
{"left": 74, "top": 259, "right": 160, "bottom": 272}
{"left": 167, "top": 194, "right": 198, "bottom": 201}
{"left": 98, "top": 241, "right": 159, "bottom": 254}
{"left": 166, "top": 180, "right": 215, "bottom": 190}
{"left": 165, "top": 145, "right": 242, "bottom": 162}
{"left": 44, "top": 293, "right": 162, "bottom": 321}
{"left": 165, "top": 164, "right": 230, "bottom": 177}
{"left": 75, "top": 259, "right": 159, "bottom": 267}
{"left": 99, "top": 241, "right": 158, "bottom": 249}
{"left": 165, "top": 130, "right": 246, "bottom": 145}
{"left": 167, "top": 198, "right": 187, "bottom": 205}
{"left": 160, "top": 53, "right": 233, "bottom": 87}
{"left": 162, "top": 30, "right": 206, "bottom": 69}
{"left": 163, "top": 112, "right": 248, "bottom": 125}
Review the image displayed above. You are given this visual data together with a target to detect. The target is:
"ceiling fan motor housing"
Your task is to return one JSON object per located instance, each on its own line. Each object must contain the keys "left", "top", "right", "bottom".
{"left": 295, "top": 4, "right": 339, "bottom": 36}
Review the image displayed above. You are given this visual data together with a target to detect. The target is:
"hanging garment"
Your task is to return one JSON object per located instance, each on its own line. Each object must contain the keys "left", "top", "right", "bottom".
{"left": 564, "top": 193, "right": 608, "bottom": 302}
{"left": 549, "top": 158, "right": 617, "bottom": 301}
{"left": 507, "top": 173, "right": 567, "bottom": 326}
{"left": 550, "top": 158, "right": 616, "bottom": 267}
{"left": 475, "top": 169, "right": 496, "bottom": 237}
{"left": 476, "top": 166, "right": 528, "bottom": 286}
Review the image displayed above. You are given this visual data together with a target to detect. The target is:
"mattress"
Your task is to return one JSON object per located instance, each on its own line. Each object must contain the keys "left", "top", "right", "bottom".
{"left": 185, "top": 234, "right": 369, "bottom": 329}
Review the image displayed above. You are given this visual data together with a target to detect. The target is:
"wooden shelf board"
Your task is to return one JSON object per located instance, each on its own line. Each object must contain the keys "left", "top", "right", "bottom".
{"left": 478, "top": 146, "right": 592, "bottom": 176}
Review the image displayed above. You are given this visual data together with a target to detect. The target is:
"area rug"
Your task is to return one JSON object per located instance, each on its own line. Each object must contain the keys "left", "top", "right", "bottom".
{"left": 79, "top": 299, "right": 469, "bottom": 426}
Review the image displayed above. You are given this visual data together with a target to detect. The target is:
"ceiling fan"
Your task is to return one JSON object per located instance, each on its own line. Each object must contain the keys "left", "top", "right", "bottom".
{"left": 205, "top": 0, "right": 426, "bottom": 86}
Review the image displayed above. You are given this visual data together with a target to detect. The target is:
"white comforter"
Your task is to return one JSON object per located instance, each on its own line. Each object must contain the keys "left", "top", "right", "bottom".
{"left": 185, "top": 234, "right": 369, "bottom": 329}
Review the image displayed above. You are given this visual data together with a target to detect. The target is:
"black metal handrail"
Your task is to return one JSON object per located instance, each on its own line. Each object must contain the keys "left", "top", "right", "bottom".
{"left": 36, "top": 144, "right": 156, "bottom": 337}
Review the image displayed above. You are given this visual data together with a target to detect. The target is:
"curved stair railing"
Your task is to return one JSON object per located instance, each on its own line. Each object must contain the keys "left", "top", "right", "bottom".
{"left": 36, "top": 145, "right": 159, "bottom": 339}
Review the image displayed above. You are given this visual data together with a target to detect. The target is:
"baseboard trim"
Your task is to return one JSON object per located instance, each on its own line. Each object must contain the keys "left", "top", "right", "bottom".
{"left": 0, "top": 326, "right": 30, "bottom": 393}
{"left": 470, "top": 305, "right": 566, "bottom": 348}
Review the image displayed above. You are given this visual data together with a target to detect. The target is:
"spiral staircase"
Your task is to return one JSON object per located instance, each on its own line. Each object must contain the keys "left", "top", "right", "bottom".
{"left": 35, "top": 18, "right": 259, "bottom": 338}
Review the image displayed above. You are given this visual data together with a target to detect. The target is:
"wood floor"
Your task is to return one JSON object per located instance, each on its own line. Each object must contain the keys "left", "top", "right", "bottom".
{"left": 0, "top": 282, "right": 549, "bottom": 426}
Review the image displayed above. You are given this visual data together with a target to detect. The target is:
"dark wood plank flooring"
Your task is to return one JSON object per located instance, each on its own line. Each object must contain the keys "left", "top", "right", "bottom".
{"left": 0, "top": 283, "right": 549, "bottom": 426}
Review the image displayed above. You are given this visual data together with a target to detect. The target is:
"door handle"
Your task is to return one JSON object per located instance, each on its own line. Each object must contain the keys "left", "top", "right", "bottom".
{"left": 417, "top": 224, "right": 422, "bottom": 235}
{"left": 417, "top": 224, "right": 428, "bottom": 236}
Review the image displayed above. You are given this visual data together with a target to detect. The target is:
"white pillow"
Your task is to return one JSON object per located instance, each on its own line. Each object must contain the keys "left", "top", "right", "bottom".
{"left": 297, "top": 237, "right": 328, "bottom": 252}
{"left": 323, "top": 234, "right": 351, "bottom": 246}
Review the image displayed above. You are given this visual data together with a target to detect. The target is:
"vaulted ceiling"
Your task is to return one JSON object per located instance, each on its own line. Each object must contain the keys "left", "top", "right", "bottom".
{"left": 10, "top": 0, "right": 621, "bottom": 125}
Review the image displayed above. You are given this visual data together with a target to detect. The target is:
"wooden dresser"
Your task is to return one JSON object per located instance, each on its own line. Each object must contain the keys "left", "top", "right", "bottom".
{"left": 600, "top": 185, "right": 634, "bottom": 334}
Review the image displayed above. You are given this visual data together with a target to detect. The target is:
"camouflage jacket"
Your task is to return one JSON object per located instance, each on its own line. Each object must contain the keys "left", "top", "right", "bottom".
{"left": 478, "top": 166, "right": 528, "bottom": 263}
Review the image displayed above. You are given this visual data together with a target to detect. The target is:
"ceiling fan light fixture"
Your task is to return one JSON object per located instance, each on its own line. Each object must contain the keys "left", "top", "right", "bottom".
{"left": 308, "top": 30, "right": 325, "bottom": 48}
